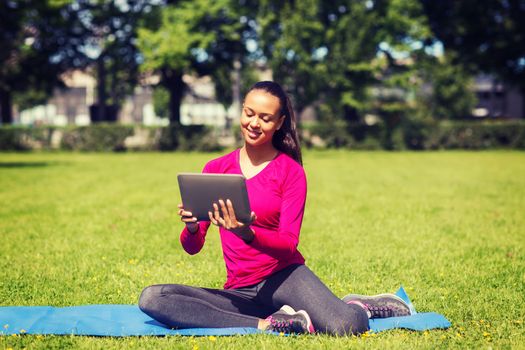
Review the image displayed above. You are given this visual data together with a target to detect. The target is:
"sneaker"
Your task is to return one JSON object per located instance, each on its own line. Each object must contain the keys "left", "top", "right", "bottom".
{"left": 265, "top": 305, "right": 315, "bottom": 334}
{"left": 342, "top": 293, "right": 412, "bottom": 319}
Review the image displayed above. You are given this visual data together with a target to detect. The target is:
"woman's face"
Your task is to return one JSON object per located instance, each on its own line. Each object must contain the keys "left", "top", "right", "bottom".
{"left": 240, "top": 90, "right": 285, "bottom": 147}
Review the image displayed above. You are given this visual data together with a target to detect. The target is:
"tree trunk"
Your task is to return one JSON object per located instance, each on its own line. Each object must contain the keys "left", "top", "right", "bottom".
{"left": 110, "top": 63, "right": 117, "bottom": 107}
{"left": 229, "top": 58, "right": 241, "bottom": 132}
{"left": 97, "top": 55, "right": 107, "bottom": 122}
{"left": 0, "top": 88, "right": 13, "bottom": 125}
{"left": 162, "top": 68, "right": 185, "bottom": 125}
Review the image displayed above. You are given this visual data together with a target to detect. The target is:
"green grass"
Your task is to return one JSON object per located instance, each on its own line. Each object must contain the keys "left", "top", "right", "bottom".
{"left": 1, "top": 150, "right": 524, "bottom": 349}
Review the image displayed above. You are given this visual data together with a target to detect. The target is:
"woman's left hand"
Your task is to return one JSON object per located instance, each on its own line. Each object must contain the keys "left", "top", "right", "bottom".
{"left": 208, "top": 199, "right": 257, "bottom": 242}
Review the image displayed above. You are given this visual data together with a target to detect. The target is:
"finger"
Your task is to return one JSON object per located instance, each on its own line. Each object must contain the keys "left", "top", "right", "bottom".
{"left": 226, "top": 199, "right": 237, "bottom": 223}
{"left": 219, "top": 200, "right": 231, "bottom": 226}
{"left": 208, "top": 211, "right": 218, "bottom": 226}
{"left": 213, "top": 203, "right": 224, "bottom": 225}
{"left": 213, "top": 202, "right": 221, "bottom": 221}
{"left": 182, "top": 217, "right": 197, "bottom": 223}
{"left": 217, "top": 215, "right": 227, "bottom": 228}
{"left": 250, "top": 211, "right": 257, "bottom": 223}
{"left": 177, "top": 203, "right": 183, "bottom": 209}
{"left": 179, "top": 209, "right": 193, "bottom": 218}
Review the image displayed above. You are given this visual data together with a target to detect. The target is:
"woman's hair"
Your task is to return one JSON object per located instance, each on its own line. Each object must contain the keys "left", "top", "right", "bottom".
{"left": 245, "top": 81, "right": 302, "bottom": 165}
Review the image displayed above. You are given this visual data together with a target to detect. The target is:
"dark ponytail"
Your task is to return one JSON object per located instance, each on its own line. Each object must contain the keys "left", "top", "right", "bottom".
{"left": 246, "top": 81, "right": 303, "bottom": 165}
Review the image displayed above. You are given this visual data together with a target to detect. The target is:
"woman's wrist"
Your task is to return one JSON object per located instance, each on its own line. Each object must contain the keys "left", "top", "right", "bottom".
{"left": 186, "top": 222, "right": 199, "bottom": 234}
{"left": 240, "top": 227, "right": 255, "bottom": 243}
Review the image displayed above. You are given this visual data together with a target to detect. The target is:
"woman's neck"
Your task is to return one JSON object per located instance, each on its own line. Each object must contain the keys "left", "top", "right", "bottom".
{"left": 241, "top": 143, "right": 279, "bottom": 165}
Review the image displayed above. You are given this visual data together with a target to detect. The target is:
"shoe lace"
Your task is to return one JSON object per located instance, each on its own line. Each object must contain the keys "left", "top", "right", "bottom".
{"left": 269, "top": 317, "right": 293, "bottom": 332}
{"left": 365, "top": 304, "right": 394, "bottom": 318}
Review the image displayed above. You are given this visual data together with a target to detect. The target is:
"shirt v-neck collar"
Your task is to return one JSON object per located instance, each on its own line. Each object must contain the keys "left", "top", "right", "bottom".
{"left": 237, "top": 148, "right": 281, "bottom": 181}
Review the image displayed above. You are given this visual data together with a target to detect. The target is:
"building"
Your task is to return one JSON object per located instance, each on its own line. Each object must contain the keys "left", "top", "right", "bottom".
{"left": 472, "top": 75, "right": 524, "bottom": 119}
{"left": 13, "top": 70, "right": 227, "bottom": 127}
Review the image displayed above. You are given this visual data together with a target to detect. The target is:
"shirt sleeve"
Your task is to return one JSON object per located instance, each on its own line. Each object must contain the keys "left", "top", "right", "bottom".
{"left": 179, "top": 162, "right": 213, "bottom": 255}
{"left": 249, "top": 164, "right": 307, "bottom": 259}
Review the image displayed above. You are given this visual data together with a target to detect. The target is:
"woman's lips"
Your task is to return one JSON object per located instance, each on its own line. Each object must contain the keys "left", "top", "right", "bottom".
{"left": 247, "top": 130, "right": 261, "bottom": 139}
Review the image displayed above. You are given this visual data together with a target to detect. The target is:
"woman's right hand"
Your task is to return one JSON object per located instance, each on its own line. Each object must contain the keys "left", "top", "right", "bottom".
{"left": 177, "top": 203, "right": 198, "bottom": 233}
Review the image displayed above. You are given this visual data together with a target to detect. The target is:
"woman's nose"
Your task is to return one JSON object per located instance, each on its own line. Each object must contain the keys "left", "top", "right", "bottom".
{"left": 250, "top": 117, "right": 260, "bottom": 128}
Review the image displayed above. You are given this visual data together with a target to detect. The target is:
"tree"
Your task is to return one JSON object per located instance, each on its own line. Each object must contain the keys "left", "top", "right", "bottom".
{"left": 256, "top": 0, "right": 327, "bottom": 123}
{"left": 421, "top": 0, "right": 525, "bottom": 91}
{"left": 256, "top": 0, "right": 435, "bottom": 127}
{"left": 138, "top": 0, "right": 252, "bottom": 125}
{"left": 72, "top": 0, "right": 152, "bottom": 122}
{"left": 0, "top": 0, "right": 150, "bottom": 124}
{"left": 0, "top": 0, "right": 80, "bottom": 124}
{"left": 415, "top": 53, "right": 477, "bottom": 120}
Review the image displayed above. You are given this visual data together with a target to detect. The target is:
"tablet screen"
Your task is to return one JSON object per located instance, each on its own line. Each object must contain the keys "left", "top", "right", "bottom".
{"left": 177, "top": 173, "right": 252, "bottom": 223}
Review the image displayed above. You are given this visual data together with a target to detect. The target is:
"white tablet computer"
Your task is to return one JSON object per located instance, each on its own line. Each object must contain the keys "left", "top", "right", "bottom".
{"left": 177, "top": 173, "right": 252, "bottom": 223}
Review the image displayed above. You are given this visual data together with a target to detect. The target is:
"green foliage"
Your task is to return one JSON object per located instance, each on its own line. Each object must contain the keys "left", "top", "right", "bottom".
{"left": 1, "top": 151, "right": 524, "bottom": 348}
{"left": 157, "top": 125, "right": 222, "bottom": 152}
{"left": 422, "top": 0, "right": 525, "bottom": 91}
{"left": 421, "top": 121, "right": 525, "bottom": 150}
{"left": 138, "top": 0, "right": 249, "bottom": 73}
{"left": 138, "top": 1, "right": 214, "bottom": 73}
{"left": 400, "top": 117, "right": 436, "bottom": 150}
{"left": 415, "top": 55, "right": 477, "bottom": 120}
{"left": 152, "top": 87, "right": 170, "bottom": 119}
{"left": 137, "top": 0, "right": 252, "bottom": 123}
{"left": 211, "top": 63, "right": 259, "bottom": 108}
{"left": 73, "top": 0, "right": 153, "bottom": 119}
{"left": 0, "top": 0, "right": 76, "bottom": 122}
{"left": 0, "top": 126, "right": 54, "bottom": 151}
{"left": 307, "top": 119, "right": 354, "bottom": 148}
{"left": 256, "top": 0, "right": 446, "bottom": 131}
{"left": 257, "top": 0, "right": 327, "bottom": 114}
{"left": 0, "top": 124, "right": 223, "bottom": 152}
{"left": 3, "top": 121, "right": 523, "bottom": 152}
{"left": 60, "top": 124, "right": 134, "bottom": 151}
{"left": 305, "top": 120, "right": 525, "bottom": 151}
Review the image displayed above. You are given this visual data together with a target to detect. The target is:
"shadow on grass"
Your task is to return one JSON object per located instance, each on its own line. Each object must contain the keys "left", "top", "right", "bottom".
{"left": 0, "top": 161, "right": 69, "bottom": 168}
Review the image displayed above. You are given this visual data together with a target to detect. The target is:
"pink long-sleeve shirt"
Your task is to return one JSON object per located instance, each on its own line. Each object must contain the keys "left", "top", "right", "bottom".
{"left": 180, "top": 148, "right": 306, "bottom": 289}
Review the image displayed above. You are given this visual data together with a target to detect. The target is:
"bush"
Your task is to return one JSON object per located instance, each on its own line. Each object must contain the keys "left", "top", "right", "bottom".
{"left": 410, "top": 120, "right": 525, "bottom": 150}
{"left": 0, "top": 126, "right": 55, "bottom": 151}
{"left": 1, "top": 121, "right": 523, "bottom": 152}
{"left": 157, "top": 125, "right": 222, "bottom": 152}
{"left": 306, "top": 121, "right": 386, "bottom": 150}
{"left": 60, "top": 124, "right": 134, "bottom": 151}
{"left": 305, "top": 119, "right": 525, "bottom": 150}
{"left": 401, "top": 118, "right": 437, "bottom": 150}
{"left": 0, "top": 127, "right": 29, "bottom": 151}
{"left": 308, "top": 120, "right": 355, "bottom": 148}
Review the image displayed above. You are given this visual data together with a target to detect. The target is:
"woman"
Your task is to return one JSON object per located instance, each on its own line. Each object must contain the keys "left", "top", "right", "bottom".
{"left": 139, "top": 81, "right": 411, "bottom": 335}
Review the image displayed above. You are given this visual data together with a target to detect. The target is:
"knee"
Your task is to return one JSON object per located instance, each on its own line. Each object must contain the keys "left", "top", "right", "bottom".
{"left": 138, "top": 285, "right": 161, "bottom": 313}
{"left": 315, "top": 304, "right": 369, "bottom": 336}
{"left": 344, "top": 304, "right": 369, "bottom": 335}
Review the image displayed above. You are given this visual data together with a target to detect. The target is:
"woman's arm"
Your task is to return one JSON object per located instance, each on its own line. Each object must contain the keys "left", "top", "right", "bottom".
{"left": 180, "top": 221, "right": 211, "bottom": 255}
{"left": 249, "top": 165, "right": 307, "bottom": 259}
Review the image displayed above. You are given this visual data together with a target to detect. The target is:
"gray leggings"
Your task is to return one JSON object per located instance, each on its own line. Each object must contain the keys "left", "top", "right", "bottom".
{"left": 138, "top": 264, "right": 369, "bottom": 335}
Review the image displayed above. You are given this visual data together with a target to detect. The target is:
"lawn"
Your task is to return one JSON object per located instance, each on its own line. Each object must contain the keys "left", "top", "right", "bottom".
{"left": 0, "top": 150, "right": 524, "bottom": 349}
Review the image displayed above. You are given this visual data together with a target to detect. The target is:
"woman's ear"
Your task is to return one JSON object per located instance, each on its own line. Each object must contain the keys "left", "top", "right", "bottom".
{"left": 276, "top": 115, "right": 285, "bottom": 130}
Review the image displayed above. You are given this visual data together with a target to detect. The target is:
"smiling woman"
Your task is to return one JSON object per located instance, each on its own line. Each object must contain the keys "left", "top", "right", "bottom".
{"left": 240, "top": 81, "right": 302, "bottom": 167}
{"left": 138, "top": 81, "right": 412, "bottom": 336}
{"left": 241, "top": 90, "right": 284, "bottom": 145}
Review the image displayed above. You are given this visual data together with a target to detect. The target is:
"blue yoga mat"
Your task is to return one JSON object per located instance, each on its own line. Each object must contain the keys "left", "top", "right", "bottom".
{"left": 0, "top": 287, "right": 450, "bottom": 336}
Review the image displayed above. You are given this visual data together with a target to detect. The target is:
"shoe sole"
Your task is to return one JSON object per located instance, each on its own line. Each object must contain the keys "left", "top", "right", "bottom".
{"left": 342, "top": 293, "right": 413, "bottom": 315}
